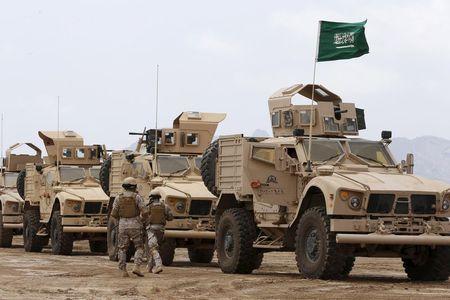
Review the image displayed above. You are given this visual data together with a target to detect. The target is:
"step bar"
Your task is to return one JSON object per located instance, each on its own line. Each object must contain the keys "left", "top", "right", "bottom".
{"left": 336, "top": 233, "right": 450, "bottom": 246}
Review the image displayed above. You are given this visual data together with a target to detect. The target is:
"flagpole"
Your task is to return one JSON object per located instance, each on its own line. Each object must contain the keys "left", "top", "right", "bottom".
{"left": 305, "top": 21, "right": 321, "bottom": 172}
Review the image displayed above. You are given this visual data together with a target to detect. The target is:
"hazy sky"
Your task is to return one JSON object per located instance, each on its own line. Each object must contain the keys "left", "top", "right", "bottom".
{"left": 1, "top": 0, "right": 450, "bottom": 153}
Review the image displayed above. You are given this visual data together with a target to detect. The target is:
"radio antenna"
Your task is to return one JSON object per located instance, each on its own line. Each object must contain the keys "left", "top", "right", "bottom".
{"left": 154, "top": 64, "right": 159, "bottom": 158}
{"left": 56, "top": 96, "right": 60, "bottom": 170}
{"left": 1, "top": 113, "right": 4, "bottom": 170}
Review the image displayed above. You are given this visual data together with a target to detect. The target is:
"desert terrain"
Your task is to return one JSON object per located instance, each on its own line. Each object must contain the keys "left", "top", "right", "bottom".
{"left": 0, "top": 237, "right": 449, "bottom": 299}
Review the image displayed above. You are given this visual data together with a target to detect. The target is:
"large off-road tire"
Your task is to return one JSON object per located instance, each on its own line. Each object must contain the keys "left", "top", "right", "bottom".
{"left": 107, "top": 217, "right": 134, "bottom": 261}
{"left": 99, "top": 156, "right": 112, "bottom": 195}
{"left": 216, "top": 208, "right": 262, "bottom": 274}
{"left": 201, "top": 140, "right": 219, "bottom": 196}
{"left": 50, "top": 210, "right": 73, "bottom": 255}
{"left": 402, "top": 246, "right": 450, "bottom": 281}
{"left": 0, "top": 210, "right": 13, "bottom": 247}
{"left": 16, "top": 169, "right": 26, "bottom": 200}
{"left": 89, "top": 240, "right": 107, "bottom": 253}
{"left": 295, "top": 207, "right": 354, "bottom": 279}
{"left": 188, "top": 248, "right": 215, "bottom": 263}
{"left": 23, "top": 209, "right": 47, "bottom": 252}
{"left": 160, "top": 238, "right": 176, "bottom": 266}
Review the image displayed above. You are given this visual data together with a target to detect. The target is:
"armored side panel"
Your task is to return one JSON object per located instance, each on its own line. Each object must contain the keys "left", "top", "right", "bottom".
{"left": 109, "top": 152, "right": 126, "bottom": 198}
{"left": 5, "top": 143, "right": 42, "bottom": 172}
{"left": 24, "top": 164, "right": 40, "bottom": 205}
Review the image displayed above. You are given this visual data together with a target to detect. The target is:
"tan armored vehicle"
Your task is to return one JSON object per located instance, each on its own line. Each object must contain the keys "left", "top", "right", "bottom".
{"left": 18, "top": 131, "right": 109, "bottom": 255}
{"left": 100, "top": 112, "right": 225, "bottom": 264}
{"left": 0, "top": 143, "right": 42, "bottom": 247}
{"left": 201, "top": 83, "right": 450, "bottom": 281}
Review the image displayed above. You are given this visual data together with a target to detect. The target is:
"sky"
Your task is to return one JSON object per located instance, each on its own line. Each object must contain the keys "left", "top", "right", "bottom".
{"left": 1, "top": 0, "right": 450, "bottom": 153}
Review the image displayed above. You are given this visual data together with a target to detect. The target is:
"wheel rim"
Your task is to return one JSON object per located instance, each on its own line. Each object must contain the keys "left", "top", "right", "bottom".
{"left": 223, "top": 228, "right": 234, "bottom": 258}
{"left": 305, "top": 228, "right": 320, "bottom": 262}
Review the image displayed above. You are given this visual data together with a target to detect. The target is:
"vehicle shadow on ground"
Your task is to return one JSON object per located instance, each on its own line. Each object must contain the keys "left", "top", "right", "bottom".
{"left": 170, "top": 261, "right": 219, "bottom": 269}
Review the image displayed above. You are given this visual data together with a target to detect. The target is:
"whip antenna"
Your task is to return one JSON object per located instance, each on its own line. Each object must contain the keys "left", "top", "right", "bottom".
{"left": 57, "top": 96, "right": 60, "bottom": 171}
{"left": 0, "top": 113, "right": 3, "bottom": 170}
{"left": 154, "top": 64, "right": 159, "bottom": 158}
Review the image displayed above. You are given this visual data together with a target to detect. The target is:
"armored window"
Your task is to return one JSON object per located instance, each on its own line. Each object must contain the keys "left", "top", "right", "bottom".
{"left": 59, "top": 167, "right": 86, "bottom": 182}
{"left": 62, "top": 148, "right": 72, "bottom": 158}
{"left": 323, "top": 117, "right": 339, "bottom": 133}
{"left": 89, "top": 147, "right": 98, "bottom": 159}
{"left": 299, "top": 110, "right": 315, "bottom": 126}
{"left": 76, "top": 148, "right": 85, "bottom": 159}
{"left": 343, "top": 118, "right": 358, "bottom": 133}
{"left": 157, "top": 156, "right": 190, "bottom": 175}
{"left": 271, "top": 111, "right": 281, "bottom": 128}
{"left": 283, "top": 111, "right": 293, "bottom": 127}
{"left": 45, "top": 172, "right": 54, "bottom": 185}
{"left": 164, "top": 132, "right": 176, "bottom": 145}
{"left": 4, "top": 173, "right": 18, "bottom": 188}
{"left": 303, "top": 140, "right": 343, "bottom": 163}
{"left": 348, "top": 140, "right": 394, "bottom": 166}
{"left": 186, "top": 133, "right": 199, "bottom": 145}
{"left": 251, "top": 146, "right": 275, "bottom": 164}
{"left": 89, "top": 167, "right": 100, "bottom": 180}
{"left": 194, "top": 157, "right": 202, "bottom": 169}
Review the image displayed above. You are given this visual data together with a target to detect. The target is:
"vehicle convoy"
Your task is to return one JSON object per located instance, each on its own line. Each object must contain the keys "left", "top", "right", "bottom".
{"left": 100, "top": 111, "right": 226, "bottom": 265}
{"left": 0, "top": 143, "right": 42, "bottom": 247}
{"left": 201, "top": 83, "right": 450, "bottom": 281}
{"left": 18, "top": 131, "right": 109, "bottom": 255}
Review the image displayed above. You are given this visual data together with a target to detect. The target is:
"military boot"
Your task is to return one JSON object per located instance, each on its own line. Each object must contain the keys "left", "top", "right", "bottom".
{"left": 153, "top": 265, "right": 163, "bottom": 274}
{"left": 122, "top": 270, "right": 130, "bottom": 278}
{"left": 132, "top": 265, "right": 144, "bottom": 277}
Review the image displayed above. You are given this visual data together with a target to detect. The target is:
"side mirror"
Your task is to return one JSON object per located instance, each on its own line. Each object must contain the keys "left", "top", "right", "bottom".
{"left": 381, "top": 131, "right": 392, "bottom": 140}
{"left": 401, "top": 153, "right": 414, "bottom": 174}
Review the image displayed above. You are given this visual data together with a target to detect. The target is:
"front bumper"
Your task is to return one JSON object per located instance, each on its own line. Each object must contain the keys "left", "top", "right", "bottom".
{"left": 61, "top": 215, "right": 107, "bottom": 233}
{"left": 2, "top": 214, "right": 23, "bottom": 229}
{"left": 336, "top": 233, "right": 450, "bottom": 246}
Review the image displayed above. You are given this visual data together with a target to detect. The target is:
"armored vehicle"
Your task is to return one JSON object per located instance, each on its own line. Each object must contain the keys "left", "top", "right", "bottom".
{"left": 100, "top": 111, "right": 225, "bottom": 265}
{"left": 18, "top": 131, "right": 109, "bottom": 255}
{"left": 0, "top": 143, "right": 42, "bottom": 247}
{"left": 201, "top": 83, "right": 450, "bottom": 281}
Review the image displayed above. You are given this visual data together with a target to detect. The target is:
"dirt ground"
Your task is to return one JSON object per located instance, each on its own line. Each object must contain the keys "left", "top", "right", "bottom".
{"left": 1, "top": 237, "right": 450, "bottom": 300}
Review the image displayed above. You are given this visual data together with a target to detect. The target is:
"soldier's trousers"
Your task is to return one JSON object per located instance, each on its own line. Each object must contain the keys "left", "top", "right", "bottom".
{"left": 118, "top": 226, "right": 144, "bottom": 270}
{"left": 147, "top": 228, "right": 163, "bottom": 270}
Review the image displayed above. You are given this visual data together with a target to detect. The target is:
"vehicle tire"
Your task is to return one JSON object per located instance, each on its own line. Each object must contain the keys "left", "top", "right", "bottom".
{"left": 107, "top": 217, "right": 134, "bottom": 261}
{"left": 160, "top": 238, "right": 176, "bottom": 266}
{"left": 23, "top": 209, "right": 47, "bottom": 252}
{"left": 295, "top": 207, "right": 354, "bottom": 279}
{"left": 16, "top": 169, "right": 26, "bottom": 200}
{"left": 216, "top": 208, "right": 261, "bottom": 274}
{"left": 200, "top": 140, "right": 219, "bottom": 196}
{"left": 50, "top": 210, "right": 73, "bottom": 255}
{"left": 89, "top": 240, "right": 107, "bottom": 253}
{"left": 402, "top": 246, "right": 450, "bottom": 281}
{"left": 99, "top": 156, "right": 111, "bottom": 196}
{"left": 0, "top": 210, "right": 13, "bottom": 247}
{"left": 188, "top": 248, "right": 215, "bottom": 263}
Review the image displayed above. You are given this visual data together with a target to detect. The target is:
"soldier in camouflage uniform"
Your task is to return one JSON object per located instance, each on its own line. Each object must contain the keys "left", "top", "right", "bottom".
{"left": 146, "top": 190, "right": 173, "bottom": 274}
{"left": 110, "top": 177, "right": 145, "bottom": 277}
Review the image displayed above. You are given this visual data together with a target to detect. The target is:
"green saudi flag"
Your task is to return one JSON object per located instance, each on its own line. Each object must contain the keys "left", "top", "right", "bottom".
{"left": 317, "top": 20, "right": 369, "bottom": 62}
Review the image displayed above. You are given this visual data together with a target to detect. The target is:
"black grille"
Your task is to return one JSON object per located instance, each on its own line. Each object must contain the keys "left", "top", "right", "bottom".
{"left": 367, "top": 194, "right": 395, "bottom": 214}
{"left": 84, "top": 202, "right": 102, "bottom": 214}
{"left": 394, "top": 198, "right": 409, "bottom": 214}
{"left": 411, "top": 195, "right": 436, "bottom": 214}
{"left": 189, "top": 200, "right": 212, "bottom": 216}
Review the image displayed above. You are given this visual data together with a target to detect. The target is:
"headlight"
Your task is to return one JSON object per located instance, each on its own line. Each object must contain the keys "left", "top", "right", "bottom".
{"left": 441, "top": 197, "right": 450, "bottom": 210}
{"left": 338, "top": 189, "right": 364, "bottom": 210}
{"left": 65, "top": 199, "right": 82, "bottom": 213}
{"left": 176, "top": 201, "right": 186, "bottom": 213}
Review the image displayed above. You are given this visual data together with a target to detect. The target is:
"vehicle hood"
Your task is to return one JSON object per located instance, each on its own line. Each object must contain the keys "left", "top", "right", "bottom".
{"left": 334, "top": 171, "right": 450, "bottom": 193}
{"left": 155, "top": 181, "right": 216, "bottom": 200}
{"left": 59, "top": 187, "right": 109, "bottom": 201}
{"left": 0, "top": 189, "right": 23, "bottom": 203}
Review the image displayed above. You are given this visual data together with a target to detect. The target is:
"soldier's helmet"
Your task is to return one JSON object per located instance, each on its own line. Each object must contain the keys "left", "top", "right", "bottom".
{"left": 122, "top": 177, "right": 137, "bottom": 190}
{"left": 149, "top": 190, "right": 161, "bottom": 201}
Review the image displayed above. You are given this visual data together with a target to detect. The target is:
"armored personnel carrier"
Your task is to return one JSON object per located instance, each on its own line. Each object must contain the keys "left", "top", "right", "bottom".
{"left": 100, "top": 111, "right": 226, "bottom": 265}
{"left": 18, "top": 131, "right": 109, "bottom": 255}
{"left": 0, "top": 143, "right": 42, "bottom": 247}
{"left": 201, "top": 83, "right": 450, "bottom": 281}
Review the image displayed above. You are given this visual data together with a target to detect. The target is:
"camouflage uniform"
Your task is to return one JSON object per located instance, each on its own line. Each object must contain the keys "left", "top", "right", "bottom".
{"left": 111, "top": 190, "right": 145, "bottom": 272}
{"left": 146, "top": 197, "right": 173, "bottom": 273}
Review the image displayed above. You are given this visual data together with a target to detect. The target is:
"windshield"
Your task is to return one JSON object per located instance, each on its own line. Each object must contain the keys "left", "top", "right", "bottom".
{"left": 89, "top": 167, "right": 100, "bottom": 180}
{"left": 349, "top": 140, "right": 394, "bottom": 166}
{"left": 303, "top": 140, "right": 343, "bottom": 163}
{"left": 157, "top": 156, "right": 190, "bottom": 175}
{"left": 194, "top": 157, "right": 202, "bottom": 169}
{"left": 4, "top": 173, "right": 18, "bottom": 188}
{"left": 60, "top": 167, "right": 86, "bottom": 182}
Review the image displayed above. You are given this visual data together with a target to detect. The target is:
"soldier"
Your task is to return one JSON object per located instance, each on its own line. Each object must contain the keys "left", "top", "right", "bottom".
{"left": 146, "top": 190, "right": 173, "bottom": 274}
{"left": 110, "top": 177, "right": 145, "bottom": 277}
